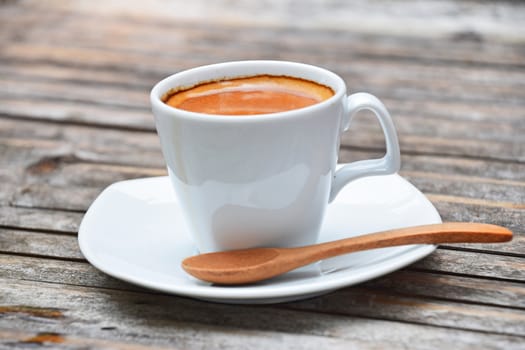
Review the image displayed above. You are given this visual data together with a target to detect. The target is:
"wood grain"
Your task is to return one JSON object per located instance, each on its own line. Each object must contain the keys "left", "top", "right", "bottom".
{"left": 2, "top": 278, "right": 525, "bottom": 349}
{"left": 3, "top": 254, "right": 524, "bottom": 309}
{"left": 0, "top": 207, "right": 83, "bottom": 233}
{"left": 0, "top": 228, "right": 83, "bottom": 260}
{"left": 1, "top": 0, "right": 524, "bottom": 348}
{"left": 0, "top": 329, "right": 179, "bottom": 350}
{"left": 1, "top": 226, "right": 523, "bottom": 284}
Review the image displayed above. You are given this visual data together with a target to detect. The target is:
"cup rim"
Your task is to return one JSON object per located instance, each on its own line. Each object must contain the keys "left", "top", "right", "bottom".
{"left": 150, "top": 60, "right": 346, "bottom": 123}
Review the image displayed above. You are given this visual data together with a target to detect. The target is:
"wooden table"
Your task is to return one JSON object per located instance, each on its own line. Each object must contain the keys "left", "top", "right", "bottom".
{"left": 1, "top": 1, "right": 524, "bottom": 348}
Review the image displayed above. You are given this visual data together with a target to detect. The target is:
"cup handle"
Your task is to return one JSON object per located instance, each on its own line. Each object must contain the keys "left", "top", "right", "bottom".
{"left": 329, "top": 92, "right": 401, "bottom": 202}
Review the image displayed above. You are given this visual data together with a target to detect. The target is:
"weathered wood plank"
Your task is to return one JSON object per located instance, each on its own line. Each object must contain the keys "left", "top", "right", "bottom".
{"left": 0, "top": 254, "right": 137, "bottom": 291}
{"left": 0, "top": 229, "right": 83, "bottom": 260}
{"left": 3, "top": 170, "right": 525, "bottom": 256}
{"left": 342, "top": 130, "right": 525, "bottom": 162}
{"left": 428, "top": 201, "right": 524, "bottom": 255}
{"left": 12, "top": 184, "right": 101, "bottom": 212}
{"left": 3, "top": 0, "right": 525, "bottom": 39}
{"left": 0, "top": 173, "right": 18, "bottom": 210}
{"left": 1, "top": 118, "right": 524, "bottom": 180}
{"left": 3, "top": 45, "right": 525, "bottom": 110}
{"left": 2, "top": 126, "right": 524, "bottom": 189}
{"left": 1, "top": 118, "right": 522, "bottom": 255}
{"left": 9, "top": 180, "right": 524, "bottom": 236}
{"left": 407, "top": 174, "right": 525, "bottom": 206}
{"left": 4, "top": 159, "right": 524, "bottom": 256}
{"left": 2, "top": 114, "right": 523, "bottom": 181}
{"left": 1, "top": 278, "right": 525, "bottom": 349}
{"left": 20, "top": 162, "right": 166, "bottom": 193}
{"left": 2, "top": 53, "right": 525, "bottom": 105}
{"left": 356, "top": 112, "right": 525, "bottom": 144}
{"left": 0, "top": 329, "right": 178, "bottom": 350}
{"left": 9, "top": 163, "right": 525, "bottom": 211}
{"left": 398, "top": 154, "right": 525, "bottom": 181}
{"left": 2, "top": 2, "right": 525, "bottom": 65}
{"left": 35, "top": 155, "right": 525, "bottom": 190}
{"left": 1, "top": 116, "right": 522, "bottom": 257}
{"left": 2, "top": 78, "right": 523, "bottom": 146}
{"left": 0, "top": 97, "right": 154, "bottom": 129}
{"left": 386, "top": 97, "right": 525, "bottom": 124}
{"left": 3, "top": 186, "right": 523, "bottom": 260}
{"left": 2, "top": 95, "right": 523, "bottom": 162}
{"left": 365, "top": 269, "right": 525, "bottom": 309}
{"left": 2, "top": 2, "right": 524, "bottom": 103}
{"left": 413, "top": 248, "right": 525, "bottom": 281}
{"left": 0, "top": 224, "right": 522, "bottom": 280}
{"left": 5, "top": 166, "right": 524, "bottom": 253}
{"left": 2, "top": 84, "right": 524, "bottom": 132}
{"left": 2, "top": 193, "right": 523, "bottom": 258}
{"left": 291, "top": 286, "right": 525, "bottom": 336}
{"left": 3, "top": 58, "right": 525, "bottom": 100}
{"left": 0, "top": 132, "right": 165, "bottom": 171}
{"left": 0, "top": 62, "right": 155, "bottom": 90}
{"left": 0, "top": 207, "right": 82, "bottom": 233}
{"left": 3, "top": 254, "right": 525, "bottom": 309}
{"left": 1, "top": 198, "right": 523, "bottom": 260}
{"left": 0, "top": 77, "right": 148, "bottom": 109}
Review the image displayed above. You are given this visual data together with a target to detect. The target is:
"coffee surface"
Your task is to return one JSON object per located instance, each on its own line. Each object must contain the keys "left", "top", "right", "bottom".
{"left": 163, "top": 75, "right": 334, "bottom": 115}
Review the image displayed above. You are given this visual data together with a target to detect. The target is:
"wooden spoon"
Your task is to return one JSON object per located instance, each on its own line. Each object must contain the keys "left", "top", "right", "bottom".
{"left": 182, "top": 222, "right": 512, "bottom": 285}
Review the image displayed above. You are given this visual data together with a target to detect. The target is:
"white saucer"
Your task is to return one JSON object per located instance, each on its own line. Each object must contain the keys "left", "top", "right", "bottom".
{"left": 78, "top": 172, "right": 441, "bottom": 304}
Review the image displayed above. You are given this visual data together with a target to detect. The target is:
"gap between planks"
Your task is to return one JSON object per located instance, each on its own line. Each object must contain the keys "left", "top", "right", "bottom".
{"left": 427, "top": 193, "right": 525, "bottom": 210}
{"left": 2, "top": 272, "right": 525, "bottom": 340}
{"left": 3, "top": 252, "right": 525, "bottom": 310}
{"left": 0, "top": 329, "right": 179, "bottom": 350}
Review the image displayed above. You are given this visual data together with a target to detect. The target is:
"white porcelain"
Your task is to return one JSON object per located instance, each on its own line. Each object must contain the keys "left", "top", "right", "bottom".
{"left": 151, "top": 61, "right": 401, "bottom": 253}
{"left": 78, "top": 173, "right": 441, "bottom": 304}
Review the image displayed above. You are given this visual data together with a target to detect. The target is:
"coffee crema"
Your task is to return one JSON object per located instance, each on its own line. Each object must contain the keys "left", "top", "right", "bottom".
{"left": 163, "top": 75, "right": 334, "bottom": 116}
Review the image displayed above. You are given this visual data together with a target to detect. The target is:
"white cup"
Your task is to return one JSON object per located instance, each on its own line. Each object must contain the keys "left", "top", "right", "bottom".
{"left": 151, "top": 61, "right": 400, "bottom": 253}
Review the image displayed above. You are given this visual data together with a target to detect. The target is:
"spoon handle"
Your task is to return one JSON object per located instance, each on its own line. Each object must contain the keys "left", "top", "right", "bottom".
{"left": 291, "top": 222, "right": 512, "bottom": 265}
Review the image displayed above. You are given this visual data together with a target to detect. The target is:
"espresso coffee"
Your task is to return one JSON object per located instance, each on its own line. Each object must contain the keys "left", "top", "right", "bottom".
{"left": 163, "top": 75, "right": 334, "bottom": 115}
